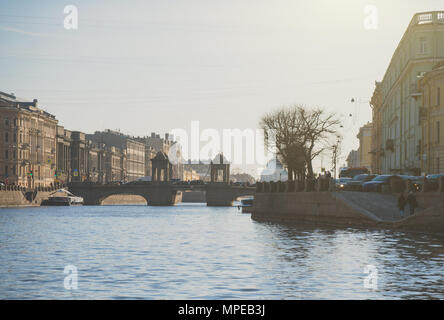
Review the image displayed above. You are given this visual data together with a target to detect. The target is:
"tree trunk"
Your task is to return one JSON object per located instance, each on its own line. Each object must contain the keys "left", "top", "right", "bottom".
{"left": 306, "top": 158, "right": 314, "bottom": 179}
{"left": 288, "top": 167, "right": 293, "bottom": 181}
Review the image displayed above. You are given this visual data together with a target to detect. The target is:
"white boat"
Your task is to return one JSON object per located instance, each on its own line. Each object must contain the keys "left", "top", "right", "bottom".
{"left": 41, "top": 189, "right": 84, "bottom": 206}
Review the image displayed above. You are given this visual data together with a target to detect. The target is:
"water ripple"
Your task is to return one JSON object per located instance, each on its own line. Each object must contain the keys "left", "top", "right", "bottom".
{"left": 1, "top": 204, "right": 444, "bottom": 299}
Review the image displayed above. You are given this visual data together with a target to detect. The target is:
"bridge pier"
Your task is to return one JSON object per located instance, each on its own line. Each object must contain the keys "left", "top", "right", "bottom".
{"left": 205, "top": 183, "right": 255, "bottom": 206}
{"left": 148, "top": 187, "right": 182, "bottom": 206}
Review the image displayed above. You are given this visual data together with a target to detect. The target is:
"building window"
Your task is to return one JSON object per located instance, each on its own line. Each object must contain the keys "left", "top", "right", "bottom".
{"left": 419, "top": 37, "right": 427, "bottom": 54}
{"left": 437, "top": 121, "right": 441, "bottom": 145}
{"left": 5, "top": 132, "right": 8, "bottom": 143}
{"left": 4, "top": 118, "right": 9, "bottom": 126}
{"left": 438, "top": 87, "right": 441, "bottom": 106}
{"left": 5, "top": 165, "right": 8, "bottom": 176}
{"left": 4, "top": 150, "right": 8, "bottom": 160}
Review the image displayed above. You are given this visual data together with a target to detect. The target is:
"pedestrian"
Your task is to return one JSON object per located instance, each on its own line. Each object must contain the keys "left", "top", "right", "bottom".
{"left": 397, "top": 193, "right": 406, "bottom": 218}
{"left": 406, "top": 190, "right": 417, "bottom": 216}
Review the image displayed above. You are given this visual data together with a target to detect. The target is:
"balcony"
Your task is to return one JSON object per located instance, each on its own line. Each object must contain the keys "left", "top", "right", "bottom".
{"left": 409, "top": 12, "right": 444, "bottom": 28}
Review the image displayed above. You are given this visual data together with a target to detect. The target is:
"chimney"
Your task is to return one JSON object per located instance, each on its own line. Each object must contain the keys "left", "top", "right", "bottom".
{"left": 33, "top": 99, "right": 38, "bottom": 107}
{"left": 220, "top": 154, "right": 223, "bottom": 164}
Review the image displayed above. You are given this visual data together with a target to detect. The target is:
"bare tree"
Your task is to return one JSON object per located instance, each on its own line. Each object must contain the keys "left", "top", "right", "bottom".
{"left": 260, "top": 105, "right": 340, "bottom": 180}
{"left": 260, "top": 107, "right": 305, "bottom": 181}
{"left": 298, "top": 107, "right": 341, "bottom": 179}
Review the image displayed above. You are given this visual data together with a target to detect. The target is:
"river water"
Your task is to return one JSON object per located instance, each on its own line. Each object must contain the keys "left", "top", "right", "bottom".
{"left": 1, "top": 203, "right": 444, "bottom": 299}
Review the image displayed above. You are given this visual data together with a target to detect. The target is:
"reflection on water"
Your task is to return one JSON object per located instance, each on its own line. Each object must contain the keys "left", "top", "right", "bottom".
{"left": 0, "top": 203, "right": 444, "bottom": 299}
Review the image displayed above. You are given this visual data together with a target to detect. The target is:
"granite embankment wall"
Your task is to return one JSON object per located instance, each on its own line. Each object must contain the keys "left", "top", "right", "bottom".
{"left": 252, "top": 191, "right": 382, "bottom": 228}
{"left": 0, "top": 190, "right": 30, "bottom": 206}
{"left": 0, "top": 185, "right": 62, "bottom": 207}
{"left": 252, "top": 179, "right": 444, "bottom": 235}
{"left": 0, "top": 190, "right": 53, "bottom": 207}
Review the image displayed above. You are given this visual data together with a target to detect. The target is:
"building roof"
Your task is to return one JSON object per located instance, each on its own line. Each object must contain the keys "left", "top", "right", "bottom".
{"left": 212, "top": 153, "right": 230, "bottom": 164}
{"left": 0, "top": 91, "right": 56, "bottom": 120}
{"left": 153, "top": 151, "right": 169, "bottom": 161}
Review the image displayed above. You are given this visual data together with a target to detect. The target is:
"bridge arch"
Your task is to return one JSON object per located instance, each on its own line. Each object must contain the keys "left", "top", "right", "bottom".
{"left": 100, "top": 193, "right": 149, "bottom": 205}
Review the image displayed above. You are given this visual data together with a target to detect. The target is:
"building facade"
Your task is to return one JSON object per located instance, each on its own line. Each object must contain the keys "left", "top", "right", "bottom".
{"left": 70, "top": 131, "right": 88, "bottom": 182}
{"left": 184, "top": 160, "right": 211, "bottom": 182}
{"left": 0, "top": 92, "right": 58, "bottom": 187}
{"left": 183, "top": 168, "right": 200, "bottom": 181}
{"left": 357, "top": 122, "right": 373, "bottom": 171}
{"left": 56, "top": 125, "right": 71, "bottom": 184}
{"left": 370, "top": 82, "right": 383, "bottom": 174}
{"left": 419, "top": 62, "right": 444, "bottom": 173}
{"left": 346, "top": 150, "right": 360, "bottom": 169}
{"left": 87, "top": 130, "right": 145, "bottom": 182}
{"left": 86, "top": 141, "right": 106, "bottom": 183}
{"left": 104, "top": 146, "right": 126, "bottom": 183}
{"left": 371, "top": 11, "right": 444, "bottom": 175}
{"left": 144, "top": 146, "right": 156, "bottom": 179}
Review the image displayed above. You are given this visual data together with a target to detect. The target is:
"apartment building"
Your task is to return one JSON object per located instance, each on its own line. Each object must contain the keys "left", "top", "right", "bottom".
{"left": 419, "top": 62, "right": 444, "bottom": 173}
{"left": 370, "top": 11, "right": 444, "bottom": 175}
{"left": 0, "top": 92, "right": 58, "bottom": 187}
{"left": 87, "top": 130, "right": 145, "bottom": 182}
{"left": 357, "top": 122, "right": 373, "bottom": 171}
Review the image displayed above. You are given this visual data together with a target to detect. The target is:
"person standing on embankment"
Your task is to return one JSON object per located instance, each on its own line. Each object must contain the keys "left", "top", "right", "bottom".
{"left": 397, "top": 193, "right": 406, "bottom": 218}
{"left": 406, "top": 191, "right": 417, "bottom": 216}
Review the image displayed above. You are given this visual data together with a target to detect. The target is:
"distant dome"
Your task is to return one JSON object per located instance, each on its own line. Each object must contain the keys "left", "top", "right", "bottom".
{"left": 266, "top": 158, "right": 283, "bottom": 169}
{"left": 260, "top": 156, "right": 288, "bottom": 182}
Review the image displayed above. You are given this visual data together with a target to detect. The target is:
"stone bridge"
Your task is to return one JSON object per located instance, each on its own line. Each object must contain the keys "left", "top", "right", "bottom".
{"left": 68, "top": 182, "right": 255, "bottom": 206}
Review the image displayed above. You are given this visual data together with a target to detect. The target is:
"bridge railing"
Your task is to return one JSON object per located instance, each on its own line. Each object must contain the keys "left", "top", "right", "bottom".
{"left": 256, "top": 177, "right": 444, "bottom": 194}
{"left": 256, "top": 178, "right": 336, "bottom": 193}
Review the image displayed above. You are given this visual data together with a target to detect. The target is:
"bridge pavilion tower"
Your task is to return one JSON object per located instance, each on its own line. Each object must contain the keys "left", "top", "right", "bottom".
{"left": 151, "top": 151, "right": 173, "bottom": 182}
{"left": 210, "top": 153, "right": 230, "bottom": 183}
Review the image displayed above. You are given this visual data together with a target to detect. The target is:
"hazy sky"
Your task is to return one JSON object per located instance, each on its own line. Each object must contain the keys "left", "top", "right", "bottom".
{"left": 1, "top": 0, "right": 443, "bottom": 173}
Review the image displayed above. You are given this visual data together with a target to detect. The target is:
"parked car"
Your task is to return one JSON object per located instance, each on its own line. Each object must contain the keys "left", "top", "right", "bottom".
{"left": 345, "top": 174, "right": 378, "bottom": 191}
{"left": 336, "top": 177, "right": 352, "bottom": 190}
{"left": 362, "top": 175, "right": 402, "bottom": 192}
{"left": 172, "top": 180, "right": 189, "bottom": 185}
{"left": 190, "top": 180, "right": 205, "bottom": 185}
{"left": 339, "top": 167, "right": 370, "bottom": 178}
{"left": 426, "top": 173, "right": 444, "bottom": 191}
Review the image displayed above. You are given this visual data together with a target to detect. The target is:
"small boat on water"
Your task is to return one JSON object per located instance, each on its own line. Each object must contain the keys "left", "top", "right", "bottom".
{"left": 41, "top": 189, "right": 84, "bottom": 206}
{"left": 238, "top": 196, "right": 254, "bottom": 213}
